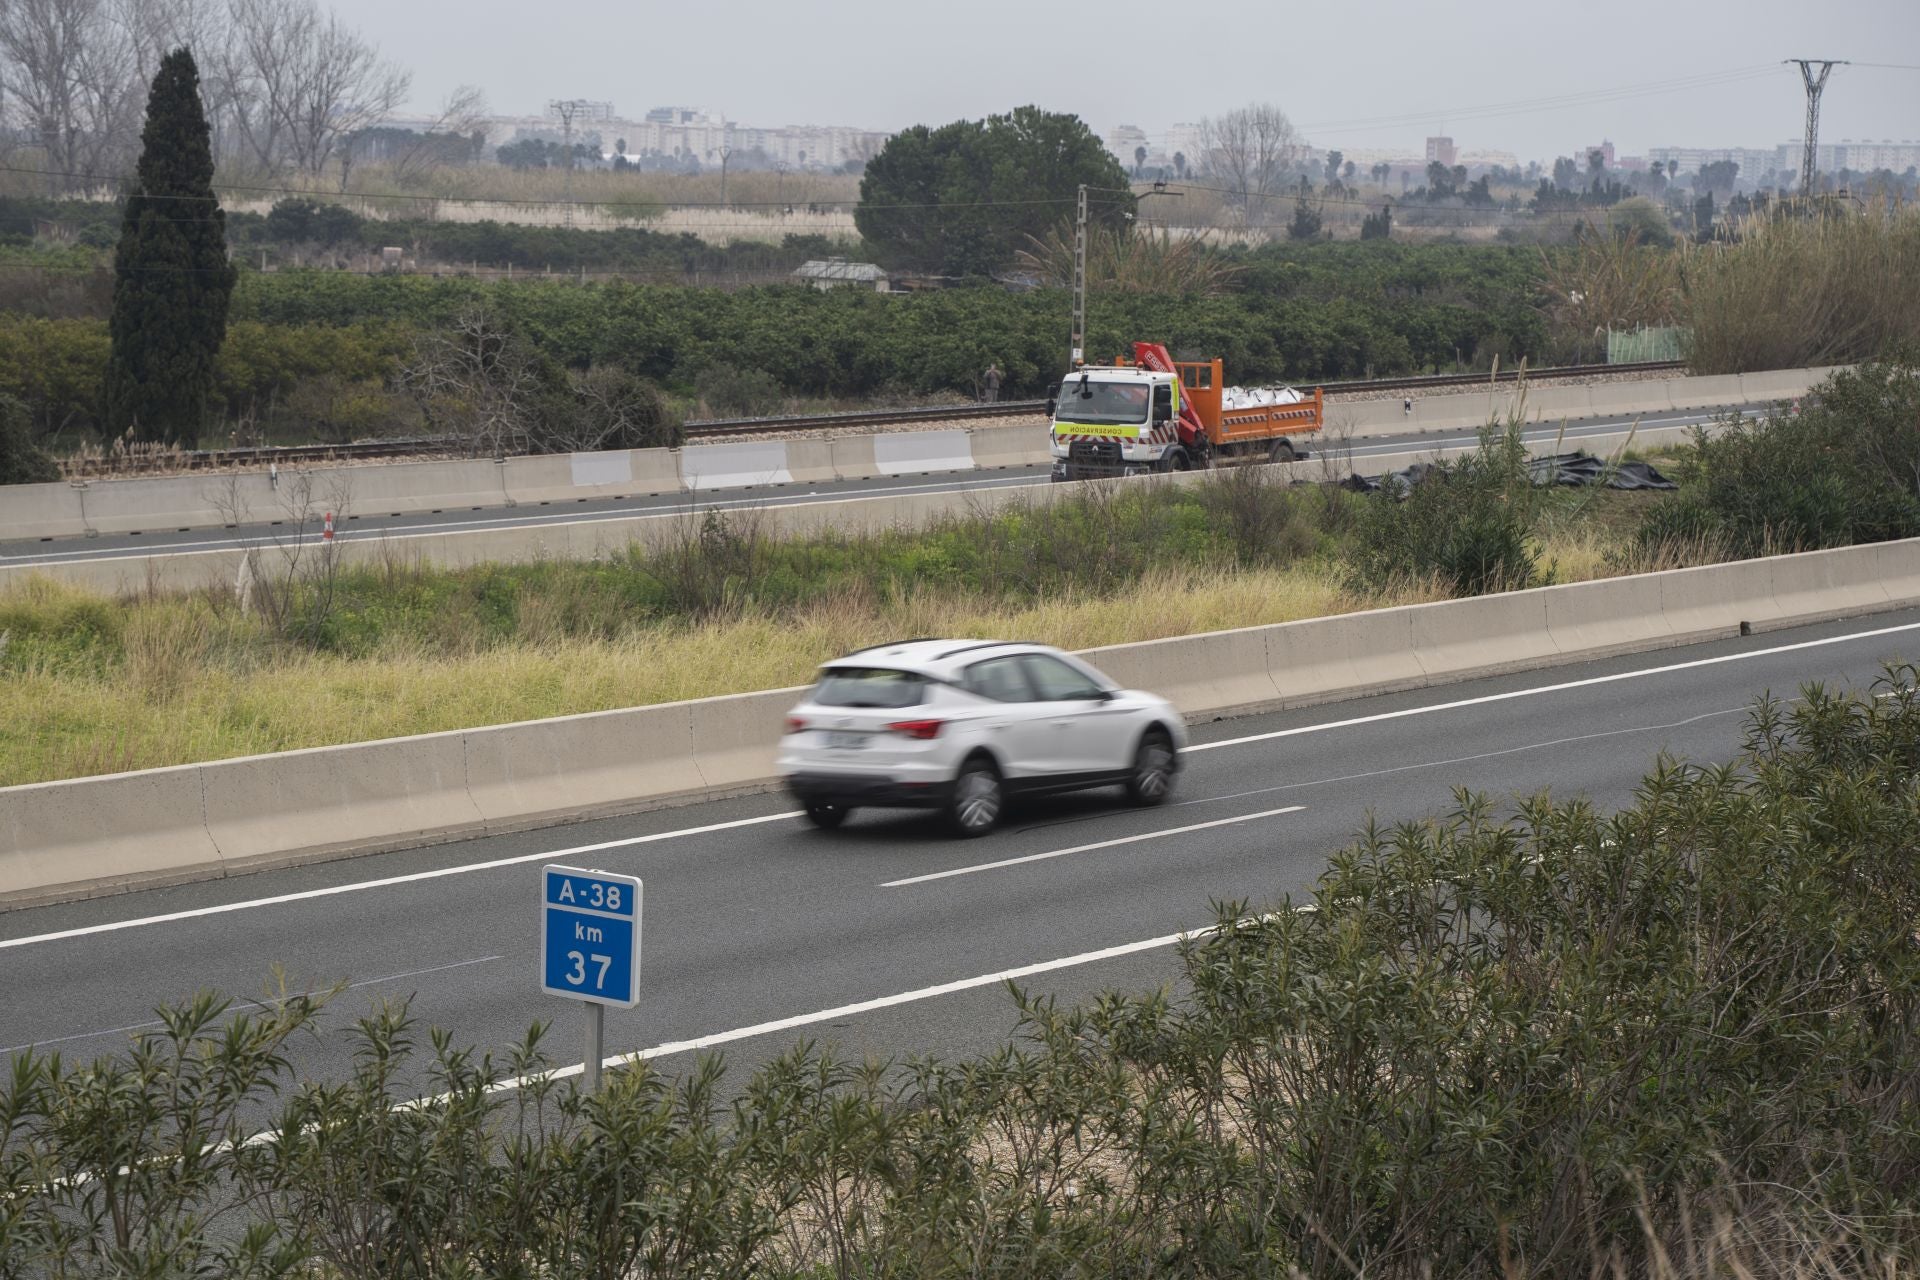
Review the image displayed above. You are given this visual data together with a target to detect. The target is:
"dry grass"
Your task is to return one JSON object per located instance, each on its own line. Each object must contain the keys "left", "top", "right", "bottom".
{"left": 0, "top": 564, "right": 1440, "bottom": 787}
{"left": 1686, "top": 200, "right": 1920, "bottom": 372}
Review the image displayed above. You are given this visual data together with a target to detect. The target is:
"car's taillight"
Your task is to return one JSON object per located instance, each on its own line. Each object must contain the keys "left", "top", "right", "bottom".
{"left": 783, "top": 716, "right": 808, "bottom": 735}
{"left": 886, "top": 719, "right": 944, "bottom": 740}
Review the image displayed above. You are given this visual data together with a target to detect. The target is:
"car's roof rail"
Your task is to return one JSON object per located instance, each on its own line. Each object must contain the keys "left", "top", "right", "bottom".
{"left": 934, "top": 639, "right": 1037, "bottom": 661}
{"left": 841, "top": 636, "right": 939, "bottom": 656}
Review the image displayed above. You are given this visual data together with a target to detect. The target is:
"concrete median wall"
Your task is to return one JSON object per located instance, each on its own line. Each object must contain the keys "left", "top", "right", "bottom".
{"left": 6, "top": 534, "right": 1916, "bottom": 909}
{"left": 0, "top": 481, "right": 91, "bottom": 540}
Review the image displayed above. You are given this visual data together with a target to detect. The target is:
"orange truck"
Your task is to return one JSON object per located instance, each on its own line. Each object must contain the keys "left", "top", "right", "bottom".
{"left": 1048, "top": 342, "right": 1325, "bottom": 481}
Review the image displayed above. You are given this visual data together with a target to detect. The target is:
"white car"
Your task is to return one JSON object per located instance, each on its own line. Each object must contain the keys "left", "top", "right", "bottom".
{"left": 777, "top": 639, "right": 1187, "bottom": 837}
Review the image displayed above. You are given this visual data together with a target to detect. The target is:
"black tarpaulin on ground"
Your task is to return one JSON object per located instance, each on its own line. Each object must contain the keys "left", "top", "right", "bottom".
{"left": 1344, "top": 451, "right": 1675, "bottom": 496}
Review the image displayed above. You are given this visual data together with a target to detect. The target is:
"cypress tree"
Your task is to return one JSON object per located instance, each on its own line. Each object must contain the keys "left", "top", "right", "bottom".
{"left": 101, "top": 47, "right": 235, "bottom": 448}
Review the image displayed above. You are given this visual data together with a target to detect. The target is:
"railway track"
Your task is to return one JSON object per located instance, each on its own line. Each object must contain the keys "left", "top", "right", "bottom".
{"left": 61, "top": 361, "right": 1685, "bottom": 475}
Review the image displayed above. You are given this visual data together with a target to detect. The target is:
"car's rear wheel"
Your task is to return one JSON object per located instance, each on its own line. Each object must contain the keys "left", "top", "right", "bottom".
{"left": 947, "top": 758, "right": 1003, "bottom": 838}
{"left": 803, "top": 801, "right": 851, "bottom": 830}
{"left": 1126, "top": 729, "right": 1177, "bottom": 806}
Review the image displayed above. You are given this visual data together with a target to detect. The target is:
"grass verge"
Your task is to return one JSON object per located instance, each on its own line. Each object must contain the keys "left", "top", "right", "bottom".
{"left": 0, "top": 465, "right": 1675, "bottom": 787}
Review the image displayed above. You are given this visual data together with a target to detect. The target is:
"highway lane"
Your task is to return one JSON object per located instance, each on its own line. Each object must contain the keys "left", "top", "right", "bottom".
{"left": 0, "top": 407, "right": 1752, "bottom": 568}
{"left": 4, "top": 607, "right": 1914, "bottom": 1090}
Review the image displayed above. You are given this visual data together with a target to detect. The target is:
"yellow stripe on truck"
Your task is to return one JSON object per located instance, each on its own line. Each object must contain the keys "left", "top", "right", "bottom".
{"left": 1053, "top": 423, "right": 1144, "bottom": 439}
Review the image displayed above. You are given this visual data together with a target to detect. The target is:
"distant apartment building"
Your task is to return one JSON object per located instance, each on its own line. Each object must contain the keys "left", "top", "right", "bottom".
{"left": 550, "top": 100, "right": 618, "bottom": 125}
{"left": 1424, "top": 136, "right": 1457, "bottom": 167}
{"left": 1457, "top": 148, "right": 1519, "bottom": 171}
{"left": 479, "top": 104, "right": 889, "bottom": 170}
{"left": 1107, "top": 123, "right": 1151, "bottom": 166}
{"left": 1579, "top": 140, "right": 1616, "bottom": 168}
{"left": 1803, "top": 138, "right": 1920, "bottom": 173}
{"left": 1163, "top": 122, "right": 1206, "bottom": 170}
{"left": 1647, "top": 145, "right": 1789, "bottom": 181}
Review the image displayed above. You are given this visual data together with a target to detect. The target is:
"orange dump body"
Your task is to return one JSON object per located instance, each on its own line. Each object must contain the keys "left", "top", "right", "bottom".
{"left": 1109, "top": 351, "right": 1326, "bottom": 448}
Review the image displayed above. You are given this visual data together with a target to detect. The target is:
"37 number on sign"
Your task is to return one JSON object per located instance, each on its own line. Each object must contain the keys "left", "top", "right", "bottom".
{"left": 565, "top": 950, "right": 612, "bottom": 988}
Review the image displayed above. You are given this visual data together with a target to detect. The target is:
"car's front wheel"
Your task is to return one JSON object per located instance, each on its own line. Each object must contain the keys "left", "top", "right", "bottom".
{"left": 1126, "top": 729, "right": 1177, "bottom": 806}
{"left": 947, "top": 758, "right": 1004, "bottom": 838}
{"left": 803, "top": 801, "right": 851, "bottom": 830}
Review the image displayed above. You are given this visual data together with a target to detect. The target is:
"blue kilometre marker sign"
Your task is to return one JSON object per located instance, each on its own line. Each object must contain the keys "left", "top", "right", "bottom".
{"left": 541, "top": 865, "right": 642, "bottom": 1008}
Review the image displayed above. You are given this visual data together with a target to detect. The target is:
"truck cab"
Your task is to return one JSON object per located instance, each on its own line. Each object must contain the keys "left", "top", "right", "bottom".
{"left": 1047, "top": 367, "right": 1183, "bottom": 481}
{"left": 1049, "top": 343, "right": 1325, "bottom": 482}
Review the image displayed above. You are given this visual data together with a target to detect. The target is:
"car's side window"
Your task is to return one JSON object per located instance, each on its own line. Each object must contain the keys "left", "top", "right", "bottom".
{"left": 1021, "top": 655, "right": 1106, "bottom": 702}
{"left": 962, "top": 656, "right": 1036, "bottom": 703}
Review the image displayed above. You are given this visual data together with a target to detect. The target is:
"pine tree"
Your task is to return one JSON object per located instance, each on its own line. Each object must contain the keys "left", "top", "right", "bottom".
{"left": 101, "top": 47, "right": 235, "bottom": 448}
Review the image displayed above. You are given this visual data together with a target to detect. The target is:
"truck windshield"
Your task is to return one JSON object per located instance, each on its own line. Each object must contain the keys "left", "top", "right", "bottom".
{"left": 1056, "top": 379, "right": 1150, "bottom": 426}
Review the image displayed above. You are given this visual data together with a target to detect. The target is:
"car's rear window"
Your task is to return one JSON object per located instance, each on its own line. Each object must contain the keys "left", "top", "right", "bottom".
{"left": 812, "top": 667, "right": 929, "bottom": 709}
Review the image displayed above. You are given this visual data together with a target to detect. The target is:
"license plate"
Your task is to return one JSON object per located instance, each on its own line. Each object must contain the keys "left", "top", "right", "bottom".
{"left": 825, "top": 731, "right": 868, "bottom": 750}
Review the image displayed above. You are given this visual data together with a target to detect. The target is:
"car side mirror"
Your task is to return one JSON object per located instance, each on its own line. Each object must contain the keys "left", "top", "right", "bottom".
{"left": 1153, "top": 404, "right": 1172, "bottom": 423}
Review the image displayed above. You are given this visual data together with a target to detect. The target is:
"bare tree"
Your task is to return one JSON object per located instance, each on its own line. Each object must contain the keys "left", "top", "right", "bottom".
{"left": 219, "top": 0, "right": 407, "bottom": 179}
{"left": 0, "top": 0, "right": 150, "bottom": 192}
{"left": 398, "top": 305, "right": 555, "bottom": 458}
{"left": 343, "top": 81, "right": 483, "bottom": 191}
{"left": 276, "top": 8, "right": 405, "bottom": 177}
{"left": 546, "top": 364, "right": 680, "bottom": 452}
{"left": 1198, "top": 102, "right": 1304, "bottom": 231}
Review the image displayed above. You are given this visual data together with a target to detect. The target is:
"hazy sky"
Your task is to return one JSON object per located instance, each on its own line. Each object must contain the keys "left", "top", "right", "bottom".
{"left": 336, "top": 0, "right": 1918, "bottom": 159}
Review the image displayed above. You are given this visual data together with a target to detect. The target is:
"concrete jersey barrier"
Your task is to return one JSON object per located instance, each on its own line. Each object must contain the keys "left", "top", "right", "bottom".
{"left": 4, "top": 536, "right": 1916, "bottom": 909}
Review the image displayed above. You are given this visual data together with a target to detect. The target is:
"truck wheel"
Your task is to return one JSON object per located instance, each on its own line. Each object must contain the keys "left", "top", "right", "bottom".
{"left": 1269, "top": 439, "right": 1298, "bottom": 463}
{"left": 1159, "top": 448, "right": 1191, "bottom": 473}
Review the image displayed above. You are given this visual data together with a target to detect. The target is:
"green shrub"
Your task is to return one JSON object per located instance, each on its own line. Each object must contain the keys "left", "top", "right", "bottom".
{"left": 1634, "top": 360, "right": 1920, "bottom": 559}
{"left": 0, "top": 392, "right": 58, "bottom": 483}
{"left": 1347, "top": 422, "right": 1548, "bottom": 595}
{"left": 0, "top": 316, "right": 110, "bottom": 441}
{"left": 693, "top": 361, "right": 784, "bottom": 417}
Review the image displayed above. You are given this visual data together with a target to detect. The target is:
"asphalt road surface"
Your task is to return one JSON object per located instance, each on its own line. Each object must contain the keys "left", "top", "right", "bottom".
{"left": 0, "top": 408, "right": 1748, "bottom": 568}
{"left": 5, "top": 607, "right": 1914, "bottom": 1093}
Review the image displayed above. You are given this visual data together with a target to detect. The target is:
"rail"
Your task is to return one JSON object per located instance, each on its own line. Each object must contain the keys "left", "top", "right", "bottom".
{"left": 58, "top": 361, "right": 1685, "bottom": 476}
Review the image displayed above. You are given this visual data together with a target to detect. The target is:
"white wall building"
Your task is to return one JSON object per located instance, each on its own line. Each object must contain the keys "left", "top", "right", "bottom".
{"left": 475, "top": 104, "right": 889, "bottom": 170}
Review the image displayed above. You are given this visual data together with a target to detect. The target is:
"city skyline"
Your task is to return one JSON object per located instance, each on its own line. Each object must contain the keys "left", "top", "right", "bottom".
{"left": 324, "top": 0, "right": 1917, "bottom": 166}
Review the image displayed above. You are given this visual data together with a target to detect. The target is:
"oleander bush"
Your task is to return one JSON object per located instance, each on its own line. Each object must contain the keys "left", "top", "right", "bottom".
{"left": 1346, "top": 419, "right": 1551, "bottom": 596}
{"left": 1634, "top": 359, "right": 1920, "bottom": 559}
{"left": 5, "top": 675, "right": 1916, "bottom": 1276}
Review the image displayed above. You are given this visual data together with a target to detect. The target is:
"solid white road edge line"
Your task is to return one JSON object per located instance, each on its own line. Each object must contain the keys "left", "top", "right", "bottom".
{"left": 1184, "top": 619, "right": 1920, "bottom": 756}
{"left": 531, "top": 922, "right": 1215, "bottom": 1086}
{"left": 7, "top": 615, "right": 1913, "bottom": 951}
{"left": 882, "top": 805, "right": 1307, "bottom": 887}
{"left": 0, "top": 812, "right": 800, "bottom": 951}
